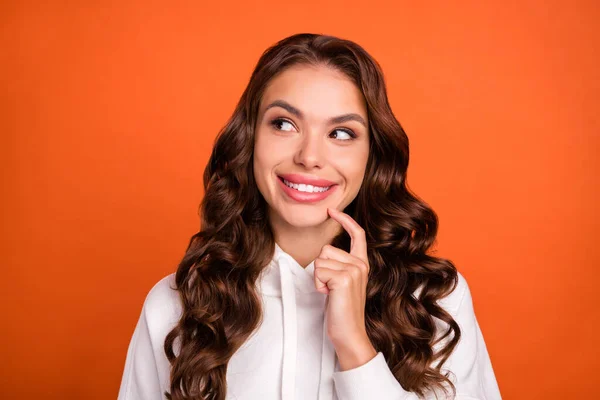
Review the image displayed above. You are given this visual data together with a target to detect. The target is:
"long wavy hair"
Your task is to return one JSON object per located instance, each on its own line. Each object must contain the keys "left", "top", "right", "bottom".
{"left": 164, "top": 33, "right": 461, "bottom": 400}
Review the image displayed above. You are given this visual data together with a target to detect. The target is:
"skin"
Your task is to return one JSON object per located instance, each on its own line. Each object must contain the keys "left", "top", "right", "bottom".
{"left": 253, "top": 64, "right": 377, "bottom": 370}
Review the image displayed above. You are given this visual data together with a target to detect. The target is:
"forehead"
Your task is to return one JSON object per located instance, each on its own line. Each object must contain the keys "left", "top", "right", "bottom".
{"left": 259, "top": 64, "right": 367, "bottom": 118}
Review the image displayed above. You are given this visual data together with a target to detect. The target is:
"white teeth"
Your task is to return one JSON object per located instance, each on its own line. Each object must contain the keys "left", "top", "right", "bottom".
{"left": 283, "top": 179, "right": 331, "bottom": 193}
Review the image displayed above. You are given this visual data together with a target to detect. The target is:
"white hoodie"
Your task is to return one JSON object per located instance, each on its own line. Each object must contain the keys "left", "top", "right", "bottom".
{"left": 118, "top": 243, "right": 502, "bottom": 399}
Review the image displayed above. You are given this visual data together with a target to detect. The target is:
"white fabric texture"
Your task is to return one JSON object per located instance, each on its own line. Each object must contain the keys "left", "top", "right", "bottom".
{"left": 118, "top": 243, "right": 502, "bottom": 399}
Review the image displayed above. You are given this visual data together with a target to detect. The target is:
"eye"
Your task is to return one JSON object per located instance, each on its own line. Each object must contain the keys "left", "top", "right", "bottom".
{"left": 330, "top": 128, "right": 356, "bottom": 141}
{"left": 270, "top": 118, "right": 357, "bottom": 142}
{"left": 270, "top": 118, "right": 296, "bottom": 132}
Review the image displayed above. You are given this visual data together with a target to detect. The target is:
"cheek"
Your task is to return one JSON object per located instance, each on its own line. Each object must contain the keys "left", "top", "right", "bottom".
{"left": 254, "top": 131, "right": 292, "bottom": 166}
{"left": 253, "top": 132, "right": 273, "bottom": 169}
{"left": 336, "top": 150, "right": 369, "bottom": 186}
{"left": 252, "top": 151, "right": 271, "bottom": 200}
{"left": 253, "top": 133, "right": 286, "bottom": 179}
{"left": 254, "top": 147, "right": 278, "bottom": 172}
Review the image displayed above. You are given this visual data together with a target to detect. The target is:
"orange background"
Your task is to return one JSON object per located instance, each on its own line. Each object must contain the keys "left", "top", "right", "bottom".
{"left": 1, "top": 1, "right": 598, "bottom": 399}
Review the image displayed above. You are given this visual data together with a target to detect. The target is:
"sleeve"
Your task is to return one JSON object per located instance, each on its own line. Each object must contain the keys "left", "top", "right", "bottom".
{"left": 333, "top": 351, "right": 417, "bottom": 399}
{"left": 117, "top": 305, "right": 165, "bottom": 400}
{"left": 437, "top": 281, "right": 502, "bottom": 400}
{"left": 332, "top": 280, "right": 502, "bottom": 400}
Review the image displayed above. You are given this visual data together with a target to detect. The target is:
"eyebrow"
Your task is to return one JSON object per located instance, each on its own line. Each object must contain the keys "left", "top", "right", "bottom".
{"left": 264, "top": 100, "right": 368, "bottom": 128}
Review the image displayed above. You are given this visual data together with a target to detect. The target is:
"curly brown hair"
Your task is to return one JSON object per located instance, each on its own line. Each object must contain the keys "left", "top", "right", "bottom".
{"left": 164, "top": 33, "right": 461, "bottom": 400}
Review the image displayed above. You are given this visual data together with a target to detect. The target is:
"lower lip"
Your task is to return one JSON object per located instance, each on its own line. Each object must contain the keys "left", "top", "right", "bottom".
{"left": 277, "top": 177, "right": 337, "bottom": 203}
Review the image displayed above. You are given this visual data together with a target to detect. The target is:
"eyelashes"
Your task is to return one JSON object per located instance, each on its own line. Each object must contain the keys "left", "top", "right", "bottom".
{"left": 270, "top": 118, "right": 295, "bottom": 132}
{"left": 269, "top": 118, "right": 357, "bottom": 141}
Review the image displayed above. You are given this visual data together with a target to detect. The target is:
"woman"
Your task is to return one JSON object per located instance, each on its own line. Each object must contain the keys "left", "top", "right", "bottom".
{"left": 117, "top": 33, "right": 502, "bottom": 400}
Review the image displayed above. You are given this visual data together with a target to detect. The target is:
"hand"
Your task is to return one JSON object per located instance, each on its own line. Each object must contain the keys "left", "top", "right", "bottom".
{"left": 314, "top": 207, "right": 377, "bottom": 370}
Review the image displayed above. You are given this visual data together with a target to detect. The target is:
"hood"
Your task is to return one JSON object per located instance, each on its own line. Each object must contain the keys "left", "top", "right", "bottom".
{"left": 257, "top": 242, "right": 337, "bottom": 400}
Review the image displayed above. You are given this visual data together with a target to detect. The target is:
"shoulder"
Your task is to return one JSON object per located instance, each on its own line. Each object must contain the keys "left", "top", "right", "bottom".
{"left": 438, "top": 270, "right": 471, "bottom": 316}
{"left": 140, "top": 273, "right": 182, "bottom": 330}
{"left": 414, "top": 270, "right": 471, "bottom": 317}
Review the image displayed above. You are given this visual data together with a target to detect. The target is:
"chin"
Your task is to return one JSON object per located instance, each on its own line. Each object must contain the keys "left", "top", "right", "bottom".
{"left": 279, "top": 208, "right": 329, "bottom": 228}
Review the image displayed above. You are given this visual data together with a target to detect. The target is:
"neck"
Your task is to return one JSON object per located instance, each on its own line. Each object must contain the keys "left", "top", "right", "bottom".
{"left": 270, "top": 211, "right": 342, "bottom": 268}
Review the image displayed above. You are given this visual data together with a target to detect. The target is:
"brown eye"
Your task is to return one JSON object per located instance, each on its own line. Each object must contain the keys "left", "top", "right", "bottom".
{"left": 270, "top": 118, "right": 295, "bottom": 132}
{"left": 330, "top": 128, "right": 356, "bottom": 141}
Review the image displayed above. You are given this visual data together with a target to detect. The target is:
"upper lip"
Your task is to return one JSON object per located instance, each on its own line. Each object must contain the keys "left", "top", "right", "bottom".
{"left": 278, "top": 173, "right": 337, "bottom": 187}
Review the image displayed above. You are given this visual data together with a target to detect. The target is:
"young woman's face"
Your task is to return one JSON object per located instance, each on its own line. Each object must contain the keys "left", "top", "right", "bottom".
{"left": 253, "top": 64, "right": 370, "bottom": 229}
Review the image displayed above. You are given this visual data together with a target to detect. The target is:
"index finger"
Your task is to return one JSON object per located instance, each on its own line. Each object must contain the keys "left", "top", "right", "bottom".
{"left": 327, "top": 207, "right": 368, "bottom": 265}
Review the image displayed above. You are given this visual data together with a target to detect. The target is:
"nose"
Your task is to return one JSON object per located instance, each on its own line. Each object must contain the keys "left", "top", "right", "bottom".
{"left": 294, "top": 132, "right": 324, "bottom": 169}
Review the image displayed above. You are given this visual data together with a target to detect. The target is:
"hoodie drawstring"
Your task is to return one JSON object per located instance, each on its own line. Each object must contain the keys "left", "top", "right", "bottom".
{"left": 278, "top": 257, "right": 337, "bottom": 400}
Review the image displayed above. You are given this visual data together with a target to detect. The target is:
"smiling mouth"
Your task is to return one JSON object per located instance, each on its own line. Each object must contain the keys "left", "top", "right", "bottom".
{"left": 277, "top": 176, "right": 334, "bottom": 193}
